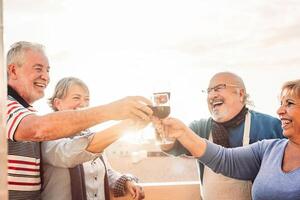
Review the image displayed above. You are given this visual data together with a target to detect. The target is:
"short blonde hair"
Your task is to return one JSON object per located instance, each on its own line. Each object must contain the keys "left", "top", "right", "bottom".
{"left": 280, "top": 79, "right": 300, "bottom": 99}
{"left": 48, "top": 77, "right": 89, "bottom": 111}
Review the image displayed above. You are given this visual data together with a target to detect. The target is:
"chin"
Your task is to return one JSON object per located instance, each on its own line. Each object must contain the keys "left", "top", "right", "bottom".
{"left": 212, "top": 111, "right": 229, "bottom": 122}
{"left": 32, "top": 93, "right": 44, "bottom": 102}
{"left": 282, "top": 130, "right": 291, "bottom": 138}
{"left": 212, "top": 115, "right": 225, "bottom": 122}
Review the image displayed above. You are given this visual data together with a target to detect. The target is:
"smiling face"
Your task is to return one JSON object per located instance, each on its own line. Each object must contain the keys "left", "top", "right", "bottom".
{"left": 8, "top": 49, "right": 50, "bottom": 104}
{"left": 207, "top": 72, "right": 246, "bottom": 122}
{"left": 277, "top": 90, "right": 300, "bottom": 140}
{"left": 54, "top": 84, "right": 90, "bottom": 111}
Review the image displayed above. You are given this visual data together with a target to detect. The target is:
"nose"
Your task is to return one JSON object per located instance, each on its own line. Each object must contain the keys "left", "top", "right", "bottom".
{"left": 40, "top": 69, "right": 50, "bottom": 83}
{"left": 276, "top": 104, "right": 286, "bottom": 116}
{"left": 207, "top": 89, "right": 218, "bottom": 99}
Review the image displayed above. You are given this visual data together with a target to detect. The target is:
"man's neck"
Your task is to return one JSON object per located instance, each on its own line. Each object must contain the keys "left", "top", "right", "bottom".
{"left": 7, "top": 84, "right": 31, "bottom": 108}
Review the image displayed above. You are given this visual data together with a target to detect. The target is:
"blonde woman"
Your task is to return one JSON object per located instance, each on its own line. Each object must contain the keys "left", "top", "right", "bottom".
{"left": 42, "top": 77, "right": 146, "bottom": 200}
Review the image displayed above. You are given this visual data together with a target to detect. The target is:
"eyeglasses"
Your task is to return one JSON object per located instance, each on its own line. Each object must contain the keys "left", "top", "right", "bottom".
{"left": 202, "top": 83, "right": 239, "bottom": 94}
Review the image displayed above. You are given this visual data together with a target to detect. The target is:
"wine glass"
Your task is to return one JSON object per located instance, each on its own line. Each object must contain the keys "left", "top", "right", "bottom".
{"left": 150, "top": 92, "right": 174, "bottom": 144}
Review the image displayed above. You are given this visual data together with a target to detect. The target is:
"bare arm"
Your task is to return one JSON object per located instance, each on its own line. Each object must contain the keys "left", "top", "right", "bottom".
{"left": 14, "top": 96, "right": 152, "bottom": 141}
{"left": 42, "top": 119, "right": 147, "bottom": 167}
{"left": 86, "top": 119, "right": 148, "bottom": 153}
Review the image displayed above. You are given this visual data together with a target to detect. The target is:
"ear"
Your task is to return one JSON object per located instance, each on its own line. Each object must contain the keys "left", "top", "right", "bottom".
{"left": 239, "top": 88, "right": 245, "bottom": 102}
{"left": 7, "top": 64, "right": 18, "bottom": 80}
{"left": 53, "top": 98, "right": 62, "bottom": 111}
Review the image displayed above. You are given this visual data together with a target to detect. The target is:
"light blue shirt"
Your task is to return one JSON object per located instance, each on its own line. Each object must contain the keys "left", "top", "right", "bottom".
{"left": 200, "top": 139, "right": 300, "bottom": 200}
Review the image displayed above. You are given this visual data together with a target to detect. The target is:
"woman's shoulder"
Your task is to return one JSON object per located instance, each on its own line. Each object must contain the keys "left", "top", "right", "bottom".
{"left": 250, "top": 110, "right": 279, "bottom": 121}
{"left": 256, "top": 138, "right": 288, "bottom": 151}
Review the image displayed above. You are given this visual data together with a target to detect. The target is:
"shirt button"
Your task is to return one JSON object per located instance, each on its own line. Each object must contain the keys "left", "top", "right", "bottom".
{"left": 94, "top": 194, "right": 97, "bottom": 197}
{"left": 94, "top": 176, "right": 97, "bottom": 181}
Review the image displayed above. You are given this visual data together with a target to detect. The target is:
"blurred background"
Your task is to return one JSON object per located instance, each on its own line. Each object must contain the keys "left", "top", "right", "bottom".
{"left": 4, "top": 0, "right": 300, "bottom": 124}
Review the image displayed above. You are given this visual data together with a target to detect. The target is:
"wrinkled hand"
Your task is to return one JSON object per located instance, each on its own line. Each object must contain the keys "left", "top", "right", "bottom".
{"left": 125, "top": 181, "right": 145, "bottom": 200}
{"left": 106, "top": 96, "right": 153, "bottom": 121}
{"left": 154, "top": 117, "right": 206, "bottom": 157}
{"left": 153, "top": 117, "right": 189, "bottom": 140}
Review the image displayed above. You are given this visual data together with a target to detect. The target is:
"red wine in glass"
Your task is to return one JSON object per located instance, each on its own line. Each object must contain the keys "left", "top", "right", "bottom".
{"left": 149, "top": 105, "right": 170, "bottom": 119}
{"left": 151, "top": 92, "right": 173, "bottom": 144}
{"left": 150, "top": 92, "right": 171, "bottom": 118}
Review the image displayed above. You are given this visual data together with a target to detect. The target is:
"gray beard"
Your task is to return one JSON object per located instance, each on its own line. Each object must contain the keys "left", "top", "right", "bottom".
{"left": 211, "top": 108, "right": 229, "bottom": 122}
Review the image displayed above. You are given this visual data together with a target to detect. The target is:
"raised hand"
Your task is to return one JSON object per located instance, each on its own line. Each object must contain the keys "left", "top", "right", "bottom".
{"left": 105, "top": 96, "right": 153, "bottom": 121}
{"left": 153, "top": 117, "right": 189, "bottom": 140}
{"left": 157, "top": 117, "right": 207, "bottom": 157}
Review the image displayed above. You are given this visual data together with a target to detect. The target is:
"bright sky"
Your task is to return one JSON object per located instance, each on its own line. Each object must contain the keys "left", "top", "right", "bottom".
{"left": 4, "top": 0, "right": 300, "bottom": 125}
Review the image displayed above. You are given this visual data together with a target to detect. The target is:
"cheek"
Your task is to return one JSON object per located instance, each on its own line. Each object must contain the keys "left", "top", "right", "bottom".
{"left": 59, "top": 101, "right": 78, "bottom": 111}
{"left": 68, "top": 104, "right": 79, "bottom": 110}
{"left": 25, "top": 73, "right": 36, "bottom": 80}
{"left": 70, "top": 101, "right": 83, "bottom": 110}
{"left": 207, "top": 101, "right": 212, "bottom": 109}
{"left": 295, "top": 119, "right": 300, "bottom": 131}
{"left": 19, "top": 75, "right": 30, "bottom": 83}
{"left": 227, "top": 96, "right": 241, "bottom": 106}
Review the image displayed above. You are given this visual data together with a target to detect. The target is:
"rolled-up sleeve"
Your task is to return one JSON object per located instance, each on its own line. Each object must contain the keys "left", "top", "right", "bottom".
{"left": 42, "top": 134, "right": 101, "bottom": 168}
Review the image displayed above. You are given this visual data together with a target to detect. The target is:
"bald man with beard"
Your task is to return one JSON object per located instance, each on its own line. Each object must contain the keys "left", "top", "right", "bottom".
{"left": 163, "top": 71, "right": 284, "bottom": 200}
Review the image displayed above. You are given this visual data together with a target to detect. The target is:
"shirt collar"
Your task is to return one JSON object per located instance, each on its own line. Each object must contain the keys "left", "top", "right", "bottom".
{"left": 8, "top": 85, "right": 31, "bottom": 108}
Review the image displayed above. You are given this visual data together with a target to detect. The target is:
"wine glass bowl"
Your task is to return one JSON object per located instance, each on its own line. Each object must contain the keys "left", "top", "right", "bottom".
{"left": 150, "top": 92, "right": 173, "bottom": 145}
{"left": 151, "top": 92, "right": 170, "bottom": 119}
{"left": 150, "top": 106, "right": 170, "bottom": 119}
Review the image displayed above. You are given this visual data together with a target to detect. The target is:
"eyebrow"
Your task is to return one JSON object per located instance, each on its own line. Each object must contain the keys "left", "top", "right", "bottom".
{"left": 71, "top": 94, "right": 82, "bottom": 97}
{"left": 285, "top": 98, "right": 296, "bottom": 102}
{"left": 71, "top": 94, "right": 90, "bottom": 98}
{"left": 209, "top": 83, "right": 237, "bottom": 88}
{"left": 33, "top": 64, "right": 50, "bottom": 69}
{"left": 208, "top": 83, "right": 224, "bottom": 88}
